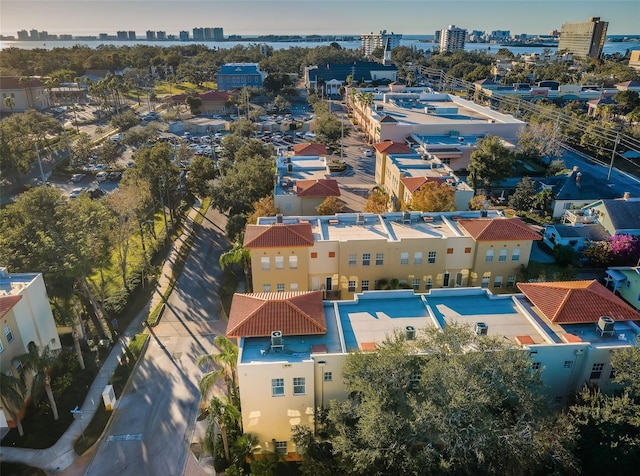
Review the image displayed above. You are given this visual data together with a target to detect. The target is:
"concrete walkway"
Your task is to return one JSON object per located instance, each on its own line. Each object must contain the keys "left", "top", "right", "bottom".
{"left": 0, "top": 199, "right": 205, "bottom": 474}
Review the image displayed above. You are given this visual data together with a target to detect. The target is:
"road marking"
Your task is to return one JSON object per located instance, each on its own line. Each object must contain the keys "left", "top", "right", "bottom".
{"left": 106, "top": 434, "right": 143, "bottom": 442}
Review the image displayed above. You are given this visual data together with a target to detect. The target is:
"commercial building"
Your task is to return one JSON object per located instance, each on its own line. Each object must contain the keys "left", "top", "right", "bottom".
{"left": 145, "top": 30, "right": 156, "bottom": 41}
{"left": 439, "top": 25, "right": 467, "bottom": 52}
{"left": 128, "top": 31, "right": 136, "bottom": 40}
{"left": 558, "top": 17, "right": 608, "bottom": 59}
{"left": 116, "top": 31, "right": 127, "bottom": 40}
{"left": 216, "top": 63, "right": 265, "bottom": 91}
{"left": 244, "top": 212, "right": 541, "bottom": 300}
{"left": 360, "top": 30, "right": 401, "bottom": 56}
{"left": 305, "top": 62, "right": 397, "bottom": 95}
{"left": 229, "top": 282, "right": 640, "bottom": 458}
{"left": 213, "top": 27, "right": 224, "bottom": 41}
{"left": 0, "top": 268, "right": 62, "bottom": 432}
{"left": 0, "top": 76, "right": 50, "bottom": 112}
{"left": 630, "top": 51, "right": 640, "bottom": 71}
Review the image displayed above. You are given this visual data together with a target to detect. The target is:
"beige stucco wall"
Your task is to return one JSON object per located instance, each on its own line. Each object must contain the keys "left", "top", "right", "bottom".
{"left": 251, "top": 247, "right": 310, "bottom": 293}
{"left": 469, "top": 241, "right": 534, "bottom": 292}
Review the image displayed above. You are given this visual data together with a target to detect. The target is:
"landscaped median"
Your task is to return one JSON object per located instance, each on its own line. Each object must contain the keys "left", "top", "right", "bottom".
{"left": 146, "top": 198, "right": 211, "bottom": 327}
{"left": 73, "top": 333, "right": 149, "bottom": 455}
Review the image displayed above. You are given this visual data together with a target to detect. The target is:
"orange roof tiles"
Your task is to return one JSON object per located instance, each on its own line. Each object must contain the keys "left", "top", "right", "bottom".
{"left": 562, "top": 334, "right": 583, "bottom": 343}
{"left": 401, "top": 176, "right": 444, "bottom": 193}
{"left": 292, "top": 143, "right": 328, "bottom": 156}
{"left": 0, "top": 295, "right": 22, "bottom": 319}
{"left": 515, "top": 335, "right": 535, "bottom": 346}
{"left": 360, "top": 342, "right": 377, "bottom": 351}
{"left": 458, "top": 217, "right": 541, "bottom": 241}
{"left": 374, "top": 140, "right": 412, "bottom": 154}
{"left": 517, "top": 280, "right": 639, "bottom": 324}
{"left": 226, "top": 291, "right": 327, "bottom": 337}
{"left": 296, "top": 179, "right": 340, "bottom": 197}
{"left": 244, "top": 223, "right": 314, "bottom": 248}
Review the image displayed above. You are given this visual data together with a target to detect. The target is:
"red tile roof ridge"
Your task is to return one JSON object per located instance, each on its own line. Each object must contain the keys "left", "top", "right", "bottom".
{"left": 0, "top": 295, "right": 23, "bottom": 320}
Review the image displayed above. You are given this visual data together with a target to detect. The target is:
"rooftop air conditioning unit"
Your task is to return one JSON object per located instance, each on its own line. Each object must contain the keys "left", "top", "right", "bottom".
{"left": 405, "top": 326, "right": 416, "bottom": 340}
{"left": 597, "top": 316, "right": 615, "bottom": 335}
{"left": 458, "top": 137, "right": 465, "bottom": 142}
{"left": 287, "top": 163, "right": 293, "bottom": 172}
{"left": 271, "top": 330, "right": 284, "bottom": 349}
{"left": 356, "top": 213, "right": 365, "bottom": 225}
{"left": 475, "top": 322, "right": 488, "bottom": 336}
{"left": 276, "top": 214, "right": 283, "bottom": 224}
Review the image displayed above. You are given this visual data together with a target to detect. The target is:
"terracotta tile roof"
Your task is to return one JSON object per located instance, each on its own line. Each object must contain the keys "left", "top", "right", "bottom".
{"left": 401, "top": 176, "right": 444, "bottom": 193}
{"left": 562, "top": 334, "right": 583, "bottom": 343}
{"left": 458, "top": 217, "right": 541, "bottom": 241}
{"left": 296, "top": 179, "right": 340, "bottom": 197}
{"left": 226, "top": 291, "right": 327, "bottom": 337}
{"left": 199, "top": 91, "right": 230, "bottom": 102}
{"left": 293, "top": 143, "right": 327, "bottom": 156}
{"left": 515, "top": 335, "right": 535, "bottom": 346}
{"left": 374, "top": 140, "right": 412, "bottom": 154}
{"left": 244, "top": 223, "right": 314, "bottom": 248}
{"left": 0, "top": 295, "right": 22, "bottom": 319}
{"left": 360, "top": 342, "right": 377, "bottom": 351}
{"left": 517, "top": 280, "right": 639, "bottom": 324}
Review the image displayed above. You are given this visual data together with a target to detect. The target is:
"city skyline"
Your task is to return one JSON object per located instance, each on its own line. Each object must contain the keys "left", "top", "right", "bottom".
{"left": 1, "top": 0, "right": 639, "bottom": 37}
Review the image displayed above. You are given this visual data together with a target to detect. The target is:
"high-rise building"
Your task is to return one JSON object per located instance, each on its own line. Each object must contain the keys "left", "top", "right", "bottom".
{"left": 146, "top": 30, "right": 156, "bottom": 40}
{"left": 193, "top": 27, "right": 204, "bottom": 41}
{"left": 117, "top": 31, "right": 127, "bottom": 40}
{"left": 29, "top": 29, "right": 39, "bottom": 40}
{"left": 361, "top": 30, "right": 402, "bottom": 56}
{"left": 156, "top": 31, "right": 167, "bottom": 40}
{"left": 213, "top": 27, "right": 224, "bottom": 40}
{"left": 179, "top": 30, "right": 189, "bottom": 41}
{"left": 99, "top": 33, "right": 108, "bottom": 41}
{"left": 204, "top": 27, "right": 214, "bottom": 40}
{"left": 439, "top": 25, "right": 467, "bottom": 52}
{"left": 17, "top": 30, "right": 29, "bottom": 40}
{"left": 128, "top": 31, "right": 136, "bottom": 40}
{"left": 558, "top": 17, "right": 608, "bottom": 59}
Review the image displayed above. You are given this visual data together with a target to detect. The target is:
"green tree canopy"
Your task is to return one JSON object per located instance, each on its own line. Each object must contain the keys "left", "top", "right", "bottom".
{"left": 467, "top": 135, "right": 515, "bottom": 192}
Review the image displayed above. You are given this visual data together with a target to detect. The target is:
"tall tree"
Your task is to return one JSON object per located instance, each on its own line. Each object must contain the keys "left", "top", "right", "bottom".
{"left": 205, "top": 395, "right": 242, "bottom": 466}
{"left": 198, "top": 335, "right": 240, "bottom": 405}
{"left": 246, "top": 196, "right": 279, "bottom": 225}
{"left": 316, "top": 196, "right": 344, "bottom": 215}
{"left": 219, "top": 240, "right": 252, "bottom": 292}
{"left": 17, "top": 342, "right": 61, "bottom": 421}
{"left": 508, "top": 176, "right": 537, "bottom": 211}
{"left": 364, "top": 186, "right": 390, "bottom": 214}
{"left": 467, "top": 135, "right": 515, "bottom": 193}
{"left": 406, "top": 181, "right": 455, "bottom": 212}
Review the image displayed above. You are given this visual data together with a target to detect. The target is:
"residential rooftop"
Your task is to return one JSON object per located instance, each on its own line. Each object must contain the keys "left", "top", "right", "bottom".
{"left": 0, "top": 268, "right": 39, "bottom": 296}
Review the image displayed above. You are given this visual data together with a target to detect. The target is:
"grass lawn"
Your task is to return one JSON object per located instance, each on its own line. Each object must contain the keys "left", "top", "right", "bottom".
{"left": 153, "top": 81, "right": 216, "bottom": 97}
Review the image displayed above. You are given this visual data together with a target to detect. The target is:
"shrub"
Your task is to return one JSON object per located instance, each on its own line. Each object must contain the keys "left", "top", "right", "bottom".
{"left": 103, "top": 288, "right": 130, "bottom": 316}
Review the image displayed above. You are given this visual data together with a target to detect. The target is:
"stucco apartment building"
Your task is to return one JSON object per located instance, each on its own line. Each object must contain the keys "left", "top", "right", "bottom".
{"left": 0, "top": 268, "right": 61, "bottom": 432}
{"left": 244, "top": 211, "right": 541, "bottom": 300}
{"left": 0, "top": 76, "right": 50, "bottom": 113}
{"left": 216, "top": 63, "right": 265, "bottom": 91}
{"left": 347, "top": 86, "right": 525, "bottom": 151}
{"left": 228, "top": 282, "right": 640, "bottom": 459}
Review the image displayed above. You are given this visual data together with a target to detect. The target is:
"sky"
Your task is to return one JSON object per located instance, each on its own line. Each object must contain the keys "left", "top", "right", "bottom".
{"left": 1, "top": 0, "right": 638, "bottom": 37}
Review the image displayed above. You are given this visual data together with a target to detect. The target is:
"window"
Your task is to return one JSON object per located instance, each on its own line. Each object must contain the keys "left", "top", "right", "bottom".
{"left": 412, "top": 278, "right": 420, "bottom": 291}
{"left": 374, "top": 280, "right": 380, "bottom": 290}
{"left": 293, "top": 377, "right": 306, "bottom": 395}
{"left": 481, "top": 274, "right": 490, "bottom": 288}
{"left": 376, "top": 253, "right": 384, "bottom": 266}
{"left": 4, "top": 325, "right": 13, "bottom": 343}
{"left": 428, "top": 251, "right": 436, "bottom": 264}
{"left": 563, "top": 360, "right": 573, "bottom": 369}
{"left": 323, "top": 372, "right": 333, "bottom": 382}
{"left": 348, "top": 254, "right": 356, "bottom": 267}
{"left": 328, "top": 251, "right": 335, "bottom": 258}
{"left": 485, "top": 249, "right": 494, "bottom": 262}
{"left": 414, "top": 252, "right": 423, "bottom": 265}
{"left": 494, "top": 276, "right": 503, "bottom": 288}
{"left": 275, "top": 441, "right": 288, "bottom": 454}
{"left": 532, "top": 362, "right": 541, "bottom": 370}
{"left": 400, "top": 252, "right": 409, "bottom": 265}
{"left": 447, "top": 248, "right": 454, "bottom": 255}
{"left": 362, "top": 253, "right": 371, "bottom": 266}
{"left": 263, "top": 284, "right": 272, "bottom": 292}
{"left": 425, "top": 277, "right": 433, "bottom": 290}
{"left": 464, "top": 247, "right": 472, "bottom": 254}
{"left": 0, "top": 339, "right": 3, "bottom": 353}
{"left": 311, "top": 252, "right": 318, "bottom": 259}
{"left": 443, "top": 272, "right": 450, "bottom": 287}
{"left": 272, "top": 378, "right": 284, "bottom": 396}
{"left": 275, "top": 256, "right": 284, "bottom": 269}
{"left": 289, "top": 256, "right": 298, "bottom": 269}
{"left": 348, "top": 280, "right": 356, "bottom": 292}
{"left": 261, "top": 257, "right": 270, "bottom": 270}
{"left": 276, "top": 283, "right": 285, "bottom": 292}
{"left": 499, "top": 249, "right": 508, "bottom": 262}
{"left": 512, "top": 248, "right": 520, "bottom": 261}
{"left": 361, "top": 280, "right": 369, "bottom": 291}
{"left": 290, "top": 283, "right": 298, "bottom": 291}
{"left": 12, "top": 359, "right": 21, "bottom": 374}
{"left": 507, "top": 275, "right": 516, "bottom": 288}
{"left": 590, "top": 363, "right": 604, "bottom": 380}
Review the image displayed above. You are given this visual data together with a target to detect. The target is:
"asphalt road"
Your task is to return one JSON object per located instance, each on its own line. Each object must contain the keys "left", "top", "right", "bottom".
{"left": 84, "top": 207, "right": 230, "bottom": 476}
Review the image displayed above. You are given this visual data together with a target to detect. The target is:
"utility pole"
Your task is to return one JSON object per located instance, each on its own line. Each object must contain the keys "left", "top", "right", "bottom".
{"left": 607, "top": 131, "right": 620, "bottom": 181}
{"left": 35, "top": 142, "right": 47, "bottom": 185}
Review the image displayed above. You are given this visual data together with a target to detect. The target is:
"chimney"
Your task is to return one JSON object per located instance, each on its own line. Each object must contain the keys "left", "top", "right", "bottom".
{"left": 575, "top": 172, "right": 582, "bottom": 186}
{"left": 572, "top": 166, "right": 579, "bottom": 172}
{"left": 623, "top": 192, "right": 631, "bottom": 200}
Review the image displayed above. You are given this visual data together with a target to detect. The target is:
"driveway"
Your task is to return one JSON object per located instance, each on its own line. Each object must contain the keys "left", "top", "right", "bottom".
{"left": 83, "top": 207, "right": 230, "bottom": 476}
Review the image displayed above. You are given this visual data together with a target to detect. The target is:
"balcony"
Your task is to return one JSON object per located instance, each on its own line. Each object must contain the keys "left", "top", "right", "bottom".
{"left": 563, "top": 209, "right": 597, "bottom": 225}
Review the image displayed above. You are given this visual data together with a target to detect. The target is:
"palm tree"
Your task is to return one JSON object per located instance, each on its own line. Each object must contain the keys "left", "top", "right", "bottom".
{"left": 205, "top": 395, "right": 242, "bottom": 465}
{"left": 0, "top": 373, "right": 27, "bottom": 436}
{"left": 219, "top": 240, "right": 252, "bottom": 292}
{"left": 198, "top": 335, "right": 239, "bottom": 404}
{"left": 3, "top": 96, "right": 15, "bottom": 114}
{"left": 17, "top": 341, "right": 60, "bottom": 421}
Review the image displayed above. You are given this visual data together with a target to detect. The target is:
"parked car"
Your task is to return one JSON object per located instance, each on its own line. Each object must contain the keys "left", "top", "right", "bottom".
{"left": 108, "top": 171, "right": 123, "bottom": 181}
{"left": 71, "top": 173, "right": 85, "bottom": 183}
{"left": 364, "top": 149, "right": 373, "bottom": 157}
{"left": 69, "top": 187, "right": 87, "bottom": 199}
{"left": 110, "top": 133, "right": 124, "bottom": 142}
{"left": 82, "top": 164, "right": 95, "bottom": 172}
{"left": 88, "top": 188, "right": 106, "bottom": 199}
{"left": 94, "top": 163, "right": 107, "bottom": 171}
{"left": 95, "top": 171, "right": 109, "bottom": 182}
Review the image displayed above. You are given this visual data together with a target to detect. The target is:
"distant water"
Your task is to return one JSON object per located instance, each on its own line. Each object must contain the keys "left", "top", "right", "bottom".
{"left": 1, "top": 35, "right": 638, "bottom": 57}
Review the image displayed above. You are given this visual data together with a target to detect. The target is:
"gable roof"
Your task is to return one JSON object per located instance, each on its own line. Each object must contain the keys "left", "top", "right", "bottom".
{"left": 458, "top": 217, "right": 541, "bottom": 241}
{"left": 297, "top": 179, "right": 340, "bottom": 197}
{"left": 307, "top": 61, "right": 397, "bottom": 83}
{"left": 226, "top": 291, "right": 327, "bottom": 337}
{"left": 517, "top": 280, "right": 639, "bottom": 324}
{"left": 374, "top": 140, "right": 412, "bottom": 154}
{"left": 378, "top": 115, "right": 398, "bottom": 123}
{"left": 538, "top": 169, "right": 618, "bottom": 201}
{"left": 599, "top": 198, "right": 640, "bottom": 233}
{"left": 0, "top": 295, "right": 22, "bottom": 319}
{"left": 401, "top": 176, "right": 444, "bottom": 193}
{"left": 199, "top": 91, "right": 231, "bottom": 102}
{"left": 293, "top": 143, "right": 327, "bottom": 156}
{"left": 244, "top": 223, "right": 314, "bottom": 248}
{"left": 218, "top": 63, "right": 262, "bottom": 75}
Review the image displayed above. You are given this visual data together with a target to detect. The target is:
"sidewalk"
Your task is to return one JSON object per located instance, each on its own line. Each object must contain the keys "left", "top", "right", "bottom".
{"left": 0, "top": 199, "right": 204, "bottom": 474}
